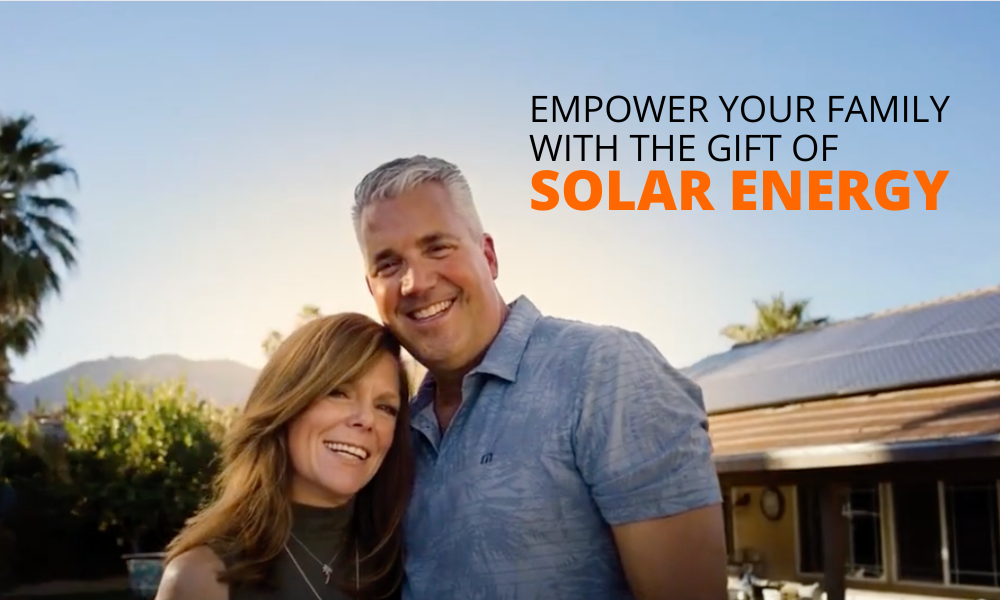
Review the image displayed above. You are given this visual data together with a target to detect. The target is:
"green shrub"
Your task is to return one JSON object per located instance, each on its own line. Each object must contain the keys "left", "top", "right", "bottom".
{"left": 0, "top": 378, "right": 231, "bottom": 586}
{"left": 63, "top": 378, "right": 226, "bottom": 553}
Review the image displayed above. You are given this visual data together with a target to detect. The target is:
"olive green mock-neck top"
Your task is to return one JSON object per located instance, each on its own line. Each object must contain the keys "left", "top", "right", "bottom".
{"left": 229, "top": 501, "right": 356, "bottom": 600}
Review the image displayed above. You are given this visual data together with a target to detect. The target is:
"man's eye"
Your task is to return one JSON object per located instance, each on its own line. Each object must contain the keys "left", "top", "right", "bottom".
{"left": 375, "top": 260, "right": 399, "bottom": 274}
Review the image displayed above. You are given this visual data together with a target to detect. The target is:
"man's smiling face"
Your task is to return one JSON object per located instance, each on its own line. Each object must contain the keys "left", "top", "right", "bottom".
{"left": 360, "top": 181, "right": 501, "bottom": 373}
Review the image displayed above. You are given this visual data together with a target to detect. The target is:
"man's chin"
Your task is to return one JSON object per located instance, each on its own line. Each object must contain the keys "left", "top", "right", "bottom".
{"left": 407, "top": 343, "right": 462, "bottom": 370}
{"left": 398, "top": 329, "right": 447, "bottom": 357}
{"left": 410, "top": 349, "right": 451, "bottom": 369}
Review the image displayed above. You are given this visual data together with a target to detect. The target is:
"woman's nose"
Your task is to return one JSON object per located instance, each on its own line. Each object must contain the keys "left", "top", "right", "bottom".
{"left": 349, "top": 401, "right": 375, "bottom": 428}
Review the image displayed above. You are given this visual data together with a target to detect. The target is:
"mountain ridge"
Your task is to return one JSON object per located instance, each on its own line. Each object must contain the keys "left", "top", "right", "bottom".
{"left": 9, "top": 354, "right": 261, "bottom": 416}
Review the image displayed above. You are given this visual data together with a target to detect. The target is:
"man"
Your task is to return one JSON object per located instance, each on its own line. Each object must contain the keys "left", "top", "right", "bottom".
{"left": 352, "top": 156, "right": 727, "bottom": 600}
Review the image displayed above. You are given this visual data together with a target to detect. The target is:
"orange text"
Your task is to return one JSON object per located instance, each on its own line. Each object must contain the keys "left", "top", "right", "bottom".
{"left": 530, "top": 170, "right": 948, "bottom": 211}
{"left": 731, "top": 170, "right": 948, "bottom": 211}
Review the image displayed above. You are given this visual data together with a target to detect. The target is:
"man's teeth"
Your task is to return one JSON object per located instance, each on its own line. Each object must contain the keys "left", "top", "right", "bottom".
{"left": 412, "top": 300, "right": 453, "bottom": 320}
{"left": 323, "top": 442, "right": 369, "bottom": 460}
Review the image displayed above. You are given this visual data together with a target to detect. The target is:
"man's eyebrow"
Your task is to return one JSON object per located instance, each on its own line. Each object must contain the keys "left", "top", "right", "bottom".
{"left": 418, "top": 232, "right": 457, "bottom": 246}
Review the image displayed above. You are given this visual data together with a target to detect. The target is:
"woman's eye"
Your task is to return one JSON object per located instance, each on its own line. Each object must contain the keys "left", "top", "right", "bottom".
{"left": 379, "top": 404, "right": 400, "bottom": 417}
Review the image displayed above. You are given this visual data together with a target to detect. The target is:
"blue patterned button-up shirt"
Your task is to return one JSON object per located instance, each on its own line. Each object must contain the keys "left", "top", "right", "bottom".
{"left": 401, "top": 296, "right": 721, "bottom": 600}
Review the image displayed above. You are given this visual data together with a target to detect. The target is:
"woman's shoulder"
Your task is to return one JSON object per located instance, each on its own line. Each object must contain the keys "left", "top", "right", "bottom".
{"left": 155, "top": 546, "right": 229, "bottom": 600}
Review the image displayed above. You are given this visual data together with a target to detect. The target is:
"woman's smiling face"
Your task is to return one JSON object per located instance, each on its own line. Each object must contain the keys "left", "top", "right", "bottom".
{"left": 286, "top": 352, "right": 402, "bottom": 507}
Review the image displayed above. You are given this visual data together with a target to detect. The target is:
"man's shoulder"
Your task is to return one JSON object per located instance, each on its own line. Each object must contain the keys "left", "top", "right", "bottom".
{"left": 527, "top": 311, "right": 702, "bottom": 408}
{"left": 530, "top": 313, "right": 660, "bottom": 363}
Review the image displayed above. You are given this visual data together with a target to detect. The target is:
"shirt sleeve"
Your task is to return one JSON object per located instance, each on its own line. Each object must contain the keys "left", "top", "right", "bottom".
{"left": 571, "top": 327, "right": 722, "bottom": 526}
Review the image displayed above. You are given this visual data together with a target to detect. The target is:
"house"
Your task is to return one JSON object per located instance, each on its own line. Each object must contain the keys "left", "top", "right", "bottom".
{"left": 683, "top": 286, "right": 1000, "bottom": 600}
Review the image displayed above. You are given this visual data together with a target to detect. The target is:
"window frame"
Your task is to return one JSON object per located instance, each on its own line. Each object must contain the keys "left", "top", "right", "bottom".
{"left": 793, "top": 482, "right": 890, "bottom": 583}
{"left": 890, "top": 479, "right": 1000, "bottom": 592}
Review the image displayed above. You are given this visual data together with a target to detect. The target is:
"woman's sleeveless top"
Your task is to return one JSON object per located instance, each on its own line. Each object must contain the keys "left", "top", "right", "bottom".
{"left": 229, "top": 501, "right": 356, "bottom": 600}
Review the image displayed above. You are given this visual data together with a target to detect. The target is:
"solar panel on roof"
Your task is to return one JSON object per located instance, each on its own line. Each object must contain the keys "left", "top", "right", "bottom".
{"left": 682, "top": 288, "right": 1000, "bottom": 413}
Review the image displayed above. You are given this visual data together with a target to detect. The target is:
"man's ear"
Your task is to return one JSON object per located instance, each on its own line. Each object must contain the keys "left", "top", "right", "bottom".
{"left": 482, "top": 233, "right": 499, "bottom": 280}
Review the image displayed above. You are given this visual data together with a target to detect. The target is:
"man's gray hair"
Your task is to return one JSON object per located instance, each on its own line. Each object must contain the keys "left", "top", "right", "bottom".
{"left": 352, "top": 155, "right": 484, "bottom": 241}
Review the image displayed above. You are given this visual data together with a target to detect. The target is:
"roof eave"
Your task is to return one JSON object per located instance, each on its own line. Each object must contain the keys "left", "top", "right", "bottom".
{"left": 713, "top": 433, "right": 1000, "bottom": 473}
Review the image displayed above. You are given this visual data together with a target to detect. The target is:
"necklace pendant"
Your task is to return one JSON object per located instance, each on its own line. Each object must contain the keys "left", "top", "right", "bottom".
{"left": 322, "top": 564, "right": 333, "bottom": 585}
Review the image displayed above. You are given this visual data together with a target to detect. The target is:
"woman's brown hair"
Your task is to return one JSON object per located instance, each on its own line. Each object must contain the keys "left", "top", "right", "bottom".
{"left": 165, "top": 312, "right": 415, "bottom": 599}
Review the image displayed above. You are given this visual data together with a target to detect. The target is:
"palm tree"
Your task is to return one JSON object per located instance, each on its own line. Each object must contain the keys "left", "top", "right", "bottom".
{"left": 295, "top": 305, "right": 321, "bottom": 327}
{"left": 0, "top": 302, "right": 41, "bottom": 419}
{"left": 262, "top": 304, "right": 324, "bottom": 358}
{"left": 721, "top": 292, "right": 829, "bottom": 344}
{"left": 260, "top": 329, "right": 284, "bottom": 360}
{"left": 0, "top": 113, "right": 80, "bottom": 418}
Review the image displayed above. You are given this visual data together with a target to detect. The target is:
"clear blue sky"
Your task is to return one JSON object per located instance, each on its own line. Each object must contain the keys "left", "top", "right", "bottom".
{"left": 2, "top": 2, "right": 998, "bottom": 382}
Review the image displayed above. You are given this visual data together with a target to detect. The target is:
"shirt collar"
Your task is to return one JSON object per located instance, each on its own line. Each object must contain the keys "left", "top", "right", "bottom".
{"left": 410, "top": 295, "right": 541, "bottom": 408}
{"left": 468, "top": 295, "right": 541, "bottom": 383}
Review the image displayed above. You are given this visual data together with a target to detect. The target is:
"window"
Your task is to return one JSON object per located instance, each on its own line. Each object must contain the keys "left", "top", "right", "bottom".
{"left": 945, "top": 481, "right": 1000, "bottom": 587}
{"left": 797, "top": 485, "right": 824, "bottom": 574}
{"left": 796, "top": 484, "right": 884, "bottom": 579}
{"left": 892, "top": 481, "right": 943, "bottom": 582}
{"left": 892, "top": 479, "right": 1000, "bottom": 588}
{"left": 847, "top": 485, "right": 884, "bottom": 578}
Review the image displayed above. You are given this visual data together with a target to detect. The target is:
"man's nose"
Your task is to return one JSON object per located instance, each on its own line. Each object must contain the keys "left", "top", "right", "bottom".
{"left": 401, "top": 263, "right": 435, "bottom": 297}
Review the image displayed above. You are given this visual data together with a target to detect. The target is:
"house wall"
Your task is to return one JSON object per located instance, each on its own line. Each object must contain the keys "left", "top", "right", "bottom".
{"left": 729, "top": 485, "right": 799, "bottom": 581}
{"left": 728, "top": 476, "right": 1000, "bottom": 600}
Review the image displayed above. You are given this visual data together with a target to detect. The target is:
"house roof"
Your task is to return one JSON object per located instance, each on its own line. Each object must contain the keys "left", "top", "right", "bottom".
{"left": 683, "top": 285, "right": 1000, "bottom": 415}
{"left": 709, "top": 379, "right": 1000, "bottom": 471}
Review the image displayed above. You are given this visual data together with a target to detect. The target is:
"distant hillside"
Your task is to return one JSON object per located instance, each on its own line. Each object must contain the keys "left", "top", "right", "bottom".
{"left": 10, "top": 354, "right": 261, "bottom": 416}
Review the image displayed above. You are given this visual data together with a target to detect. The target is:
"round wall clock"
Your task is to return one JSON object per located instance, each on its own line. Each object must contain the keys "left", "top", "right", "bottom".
{"left": 760, "top": 486, "right": 785, "bottom": 521}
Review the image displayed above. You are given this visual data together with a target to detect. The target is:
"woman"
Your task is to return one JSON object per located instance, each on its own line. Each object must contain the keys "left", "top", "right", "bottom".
{"left": 157, "top": 313, "right": 414, "bottom": 600}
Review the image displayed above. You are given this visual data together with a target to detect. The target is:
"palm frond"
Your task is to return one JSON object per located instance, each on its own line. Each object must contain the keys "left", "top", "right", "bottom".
{"left": 0, "top": 112, "right": 81, "bottom": 399}
{"left": 0, "top": 113, "right": 79, "bottom": 304}
{"left": 721, "top": 292, "right": 830, "bottom": 344}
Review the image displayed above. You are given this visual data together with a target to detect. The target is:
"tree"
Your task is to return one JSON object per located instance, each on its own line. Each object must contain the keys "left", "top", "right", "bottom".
{"left": 61, "top": 378, "right": 225, "bottom": 553}
{"left": 721, "top": 292, "right": 829, "bottom": 344}
{"left": 262, "top": 304, "right": 323, "bottom": 358}
{"left": 0, "top": 113, "right": 80, "bottom": 418}
{"left": 0, "top": 301, "right": 40, "bottom": 421}
{"left": 0, "top": 393, "right": 13, "bottom": 422}
{"left": 0, "top": 420, "right": 20, "bottom": 479}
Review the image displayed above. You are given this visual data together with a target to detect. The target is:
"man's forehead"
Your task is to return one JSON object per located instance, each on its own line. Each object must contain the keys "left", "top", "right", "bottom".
{"left": 361, "top": 202, "right": 429, "bottom": 243}
{"left": 362, "top": 217, "right": 443, "bottom": 264}
{"left": 361, "top": 193, "right": 462, "bottom": 240}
